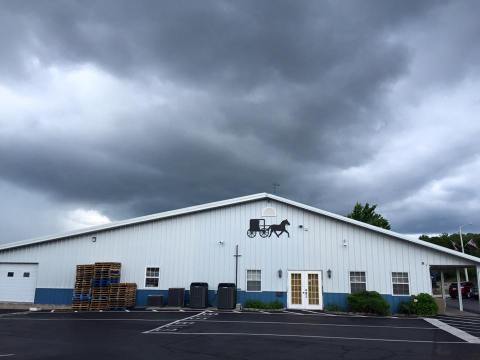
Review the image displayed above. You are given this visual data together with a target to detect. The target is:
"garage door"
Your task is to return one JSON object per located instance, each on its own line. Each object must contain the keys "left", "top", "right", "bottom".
{"left": 0, "top": 264, "right": 38, "bottom": 303}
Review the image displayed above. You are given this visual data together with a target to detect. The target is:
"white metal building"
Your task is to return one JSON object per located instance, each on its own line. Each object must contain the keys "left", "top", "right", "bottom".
{"left": 0, "top": 193, "right": 479, "bottom": 312}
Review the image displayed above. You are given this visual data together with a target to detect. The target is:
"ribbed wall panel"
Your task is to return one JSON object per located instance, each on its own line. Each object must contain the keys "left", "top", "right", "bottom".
{"left": 0, "top": 199, "right": 476, "bottom": 295}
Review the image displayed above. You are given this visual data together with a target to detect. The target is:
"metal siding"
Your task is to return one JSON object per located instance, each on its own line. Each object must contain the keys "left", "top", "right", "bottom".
{"left": 0, "top": 199, "right": 477, "bottom": 298}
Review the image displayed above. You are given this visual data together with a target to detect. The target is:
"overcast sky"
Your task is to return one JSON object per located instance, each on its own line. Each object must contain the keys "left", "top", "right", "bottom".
{"left": 0, "top": 0, "right": 479, "bottom": 244}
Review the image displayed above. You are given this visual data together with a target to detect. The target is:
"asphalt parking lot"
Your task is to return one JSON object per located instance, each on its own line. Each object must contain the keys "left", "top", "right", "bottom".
{"left": 447, "top": 298, "right": 480, "bottom": 314}
{"left": 436, "top": 313, "right": 480, "bottom": 339}
{"left": 1, "top": 309, "right": 479, "bottom": 359}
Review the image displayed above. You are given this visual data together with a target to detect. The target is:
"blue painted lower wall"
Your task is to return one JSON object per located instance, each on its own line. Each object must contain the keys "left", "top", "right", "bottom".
{"left": 35, "top": 288, "right": 75, "bottom": 305}
{"left": 129, "top": 289, "right": 286, "bottom": 308}
{"left": 34, "top": 288, "right": 411, "bottom": 313}
{"left": 322, "top": 292, "right": 411, "bottom": 312}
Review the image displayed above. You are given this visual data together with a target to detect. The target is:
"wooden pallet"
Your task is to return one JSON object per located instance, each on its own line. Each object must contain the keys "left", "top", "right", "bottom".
{"left": 94, "top": 263, "right": 121, "bottom": 271}
{"left": 73, "top": 264, "right": 95, "bottom": 309}
{"left": 74, "top": 283, "right": 92, "bottom": 288}
{"left": 72, "top": 300, "right": 91, "bottom": 311}
{"left": 108, "top": 283, "right": 137, "bottom": 308}
{"left": 92, "top": 287, "right": 111, "bottom": 291}
{"left": 74, "top": 282, "right": 92, "bottom": 288}
{"left": 76, "top": 265, "right": 94, "bottom": 276}
{"left": 72, "top": 262, "right": 124, "bottom": 311}
{"left": 76, "top": 264, "right": 94, "bottom": 270}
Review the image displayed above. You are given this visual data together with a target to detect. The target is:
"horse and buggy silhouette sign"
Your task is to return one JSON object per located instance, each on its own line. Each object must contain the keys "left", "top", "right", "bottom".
{"left": 247, "top": 219, "right": 290, "bottom": 238}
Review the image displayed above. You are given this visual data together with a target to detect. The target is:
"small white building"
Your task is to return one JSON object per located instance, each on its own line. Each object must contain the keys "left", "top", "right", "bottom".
{"left": 0, "top": 193, "right": 479, "bottom": 312}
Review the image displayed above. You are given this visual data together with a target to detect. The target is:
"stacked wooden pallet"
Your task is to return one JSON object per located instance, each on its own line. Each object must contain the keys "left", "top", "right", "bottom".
{"left": 90, "top": 262, "right": 121, "bottom": 311}
{"left": 72, "top": 265, "right": 94, "bottom": 311}
{"left": 109, "top": 283, "right": 137, "bottom": 309}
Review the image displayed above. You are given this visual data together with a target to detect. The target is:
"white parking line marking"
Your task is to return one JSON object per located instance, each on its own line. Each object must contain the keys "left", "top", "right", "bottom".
{"left": 276, "top": 311, "right": 419, "bottom": 320}
{"left": 436, "top": 321, "right": 480, "bottom": 332}
{"left": 145, "top": 331, "right": 470, "bottom": 344}
{"left": 437, "top": 318, "right": 480, "bottom": 326}
{"left": 0, "top": 355, "right": 15, "bottom": 357}
{"left": 282, "top": 310, "right": 304, "bottom": 315}
{"left": 192, "top": 319, "right": 438, "bottom": 330}
{"left": 0, "top": 312, "right": 30, "bottom": 318}
{"left": 437, "top": 315, "right": 480, "bottom": 321}
{"left": 0, "top": 318, "right": 172, "bottom": 322}
{"left": 446, "top": 325, "right": 480, "bottom": 331}
{"left": 424, "top": 318, "right": 480, "bottom": 344}
{"left": 298, "top": 310, "right": 339, "bottom": 317}
{"left": 143, "top": 311, "right": 207, "bottom": 334}
{"left": 19, "top": 310, "right": 202, "bottom": 314}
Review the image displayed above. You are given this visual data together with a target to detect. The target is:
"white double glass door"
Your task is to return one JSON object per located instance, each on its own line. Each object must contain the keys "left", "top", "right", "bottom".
{"left": 287, "top": 271, "right": 323, "bottom": 310}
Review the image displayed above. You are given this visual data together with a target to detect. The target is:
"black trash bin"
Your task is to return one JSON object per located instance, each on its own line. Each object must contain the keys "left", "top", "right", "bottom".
{"left": 190, "top": 282, "right": 209, "bottom": 308}
{"left": 217, "top": 283, "right": 237, "bottom": 309}
{"left": 167, "top": 288, "right": 185, "bottom": 307}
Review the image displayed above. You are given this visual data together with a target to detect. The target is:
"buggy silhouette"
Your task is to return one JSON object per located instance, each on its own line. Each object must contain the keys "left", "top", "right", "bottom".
{"left": 247, "top": 219, "right": 269, "bottom": 238}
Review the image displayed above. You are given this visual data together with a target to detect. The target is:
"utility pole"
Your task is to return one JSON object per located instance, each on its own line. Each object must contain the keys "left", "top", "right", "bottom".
{"left": 233, "top": 244, "right": 242, "bottom": 290}
{"left": 459, "top": 223, "right": 472, "bottom": 281}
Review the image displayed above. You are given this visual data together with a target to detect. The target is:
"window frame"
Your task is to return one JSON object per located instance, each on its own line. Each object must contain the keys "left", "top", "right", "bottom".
{"left": 391, "top": 272, "right": 410, "bottom": 296}
{"left": 349, "top": 271, "right": 367, "bottom": 294}
{"left": 144, "top": 266, "right": 160, "bottom": 288}
{"left": 246, "top": 269, "right": 262, "bottom": 292}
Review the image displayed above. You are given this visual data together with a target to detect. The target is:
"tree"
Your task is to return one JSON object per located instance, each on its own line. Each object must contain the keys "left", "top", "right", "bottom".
{"left": 418, "top": 233, "right": 480, "bottom": 257}
{"left": 347, "top": 202, "right": 391, "bottom": 230}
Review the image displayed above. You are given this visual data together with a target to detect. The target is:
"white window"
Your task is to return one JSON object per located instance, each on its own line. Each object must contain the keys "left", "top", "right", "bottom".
{"left": 350, "top": 271, "right": 366, "bottom": 293}
{"left": 246, "top": 270, "right": 261, "bottom": 291}
{"left": 392, "top": 272, "right": 409, "bottom": 295}
{"left": 145, "top": 267, "right": 159, "bottom": 288}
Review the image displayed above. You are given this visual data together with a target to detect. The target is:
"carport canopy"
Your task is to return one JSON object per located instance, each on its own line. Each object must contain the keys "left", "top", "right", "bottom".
{"left": 430, "top": 264, "right": 480, "bottom": 312}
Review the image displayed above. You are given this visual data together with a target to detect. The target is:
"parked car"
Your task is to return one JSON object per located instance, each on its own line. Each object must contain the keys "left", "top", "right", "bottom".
{"left": 449, "top": 282, "right": 476, "bottom": 299}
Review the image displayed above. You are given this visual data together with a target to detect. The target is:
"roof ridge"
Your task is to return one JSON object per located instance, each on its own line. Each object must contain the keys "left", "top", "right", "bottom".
{"left": 1, "top": 192, "right": 479, "bottom": 264}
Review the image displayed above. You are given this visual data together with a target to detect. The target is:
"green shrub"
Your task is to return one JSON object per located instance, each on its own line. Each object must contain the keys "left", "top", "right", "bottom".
{"left": 244, "top": 299, "right": 284, "bottom": 309}
{"left": 347, "top": 291, "right": 390, "bottom": 315}
{"left": 265, "top": 300, "right": 284, "bottom": 309}
{"left": 398, "top": 301, "right": 413, "bottom": 315}
{"left": 409, "top": 293, "right": 438, "bottom": 316}
{"left": 244, "top": 300, "right": 264, "bottom": 309}
{"left": 325, "top": 304, "right": 342, "bottom": 312}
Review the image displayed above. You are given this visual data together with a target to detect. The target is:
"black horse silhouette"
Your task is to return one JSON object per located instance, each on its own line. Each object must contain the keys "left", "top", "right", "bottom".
{"left": 268, "top": 219, "right": 290, "bottom": 238}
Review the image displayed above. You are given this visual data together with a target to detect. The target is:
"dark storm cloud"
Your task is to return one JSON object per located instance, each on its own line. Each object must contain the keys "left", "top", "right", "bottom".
{"left": 0, "top": 1, "right": 426, "bottom": 86}
{"left": 0, "top": 0, "right": 479, "bottom": 243}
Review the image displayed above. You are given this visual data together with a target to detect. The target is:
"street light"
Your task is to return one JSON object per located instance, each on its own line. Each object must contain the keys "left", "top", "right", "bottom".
{"left": 459, "top": 223, "right": 472, "bottom": 281}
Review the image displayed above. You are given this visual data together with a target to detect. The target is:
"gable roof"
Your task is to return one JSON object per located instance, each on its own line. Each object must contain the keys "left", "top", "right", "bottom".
{"left": 1, "top": 193, "right": 479, "bottom": 264}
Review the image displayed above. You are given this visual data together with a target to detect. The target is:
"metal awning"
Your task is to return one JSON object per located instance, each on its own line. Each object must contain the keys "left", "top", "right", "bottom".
{"left": 430, "top": 265, "right": 476, "bottom": 270}
{"left": 430, "top": 264, "right": 480, "bottom": 313}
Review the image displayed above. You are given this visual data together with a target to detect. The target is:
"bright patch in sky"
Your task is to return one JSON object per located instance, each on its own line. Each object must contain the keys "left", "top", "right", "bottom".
{"left": 62, "top": 209, "right": 111, "bottom": 231}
